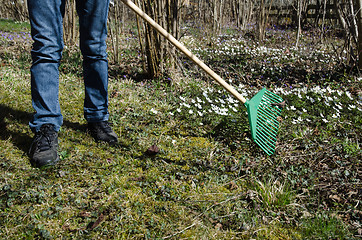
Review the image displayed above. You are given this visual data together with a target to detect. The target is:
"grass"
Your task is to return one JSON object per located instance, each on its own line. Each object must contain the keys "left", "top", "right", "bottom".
{"left": 0, "top": 19, "right": 361, "bottom": 239}
{"left": 0, "top": 18, "right": 30, "bottom": 33}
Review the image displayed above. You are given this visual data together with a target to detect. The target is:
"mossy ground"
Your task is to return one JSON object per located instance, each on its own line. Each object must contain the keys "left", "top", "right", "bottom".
{"left": 0, "top": 18, "right": 361, "bottom": 239}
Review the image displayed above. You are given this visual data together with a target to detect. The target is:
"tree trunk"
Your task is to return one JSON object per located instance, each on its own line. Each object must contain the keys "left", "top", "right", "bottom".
{"left": 356, "top": 0, "right": 362, "bottom": 69}
{"left": 63, "top": 0, "right": 78, "bottom": 46}
{"left": 296, "top": 0, "right": 302, "bottom": 48}
{"left": 258, "top": 0, "right": 266, "bottom": 42}
{"left": 137, "top": 0, "right": 181, "bottom": 79}
{"left": 258, "top": 0, "right": 273, "bottom": 42}
{"left": 320, "top": 0, "right": 327, "bottom": 42}
{"left": 108, "top": 1, "right": 123, "bottom": 63}
{"left": 334, "top": 0, "right": 347, "bottom": 29}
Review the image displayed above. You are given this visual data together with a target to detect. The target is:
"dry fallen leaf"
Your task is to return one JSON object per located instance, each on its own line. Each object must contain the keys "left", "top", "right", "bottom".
{"left": 87, "top": 213, "right": 104, "bottom": 230}
{"left": 145, "top": 144, "right": 159, "bottom": 156}
{"left": 80, "top": 211, "right": 91, "bottom": 218}
{"left": 329, "top": 194, "right": 342, "bottom": 202}
{"left": 215, "top": 223, "right": 222, "bottom": 230}
{"left": 272, "top": 100, "right": 286, "bottom": 109}
{"left": 229, "top": 181, "right": 238, "bottom": 190}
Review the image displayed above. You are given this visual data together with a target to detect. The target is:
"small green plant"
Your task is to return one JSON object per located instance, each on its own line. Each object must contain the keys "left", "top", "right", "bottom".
{"left": 250, "top": 178, "right": 294, "bottom": 209}
{"left": 300, "top": 213, "right": 351, "bottom": 239}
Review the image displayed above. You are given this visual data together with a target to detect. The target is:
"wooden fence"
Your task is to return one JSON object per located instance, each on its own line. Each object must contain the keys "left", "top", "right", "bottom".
{"left": 269, "top": 3, "right": 344, "bottom": 20}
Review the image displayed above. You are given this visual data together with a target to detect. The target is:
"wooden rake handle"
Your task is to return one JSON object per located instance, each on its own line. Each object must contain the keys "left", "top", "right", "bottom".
{"left": 120, "top": 0, "right": 247, "bottom": 104}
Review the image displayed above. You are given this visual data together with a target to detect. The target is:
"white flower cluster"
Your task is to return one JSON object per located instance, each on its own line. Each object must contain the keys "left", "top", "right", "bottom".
{"left": 273, "top": 85, "right": 361, "bottom": 124}
{"left": 172, "top": 81, "right": 361, "bottom": 127}
{"left": 183, "top": 33, "right": 340, "bottom": 67}
{"left": 178, "top": 33, "right": 359, "bottom": 126}
{"left": 175, "top": 86, "right": 244, "bottom": 120}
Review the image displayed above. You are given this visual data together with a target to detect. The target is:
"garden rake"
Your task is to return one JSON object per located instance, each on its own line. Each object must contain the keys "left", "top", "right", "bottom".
{"left": 120, "top": 0, "right": 284, "bottom": 155}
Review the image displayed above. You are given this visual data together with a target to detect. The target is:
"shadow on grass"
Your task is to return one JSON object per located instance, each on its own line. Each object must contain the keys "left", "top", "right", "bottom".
{"left": 0, "top": 104, "right": 86, "bottom": 154}
{"left": 0, "top": 104, "right": 32, "bottom": 153}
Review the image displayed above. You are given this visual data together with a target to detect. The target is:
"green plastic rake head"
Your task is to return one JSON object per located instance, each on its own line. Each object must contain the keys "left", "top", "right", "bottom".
{"left": 245, "top": 88, "right": 284, "bottom": 155}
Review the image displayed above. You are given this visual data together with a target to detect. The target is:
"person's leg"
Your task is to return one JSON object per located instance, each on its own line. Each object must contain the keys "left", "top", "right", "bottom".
{"left": 76, "top": 0, "right": 110, "bottom": 123}
{"left": 27, "top": 0, "right": 65, "bottom": 167}
{"left": 76, "top": 0, "right": 118, "bottom": 145}
{"left": 27, "top": 0, "right": 65, "bottom": 132}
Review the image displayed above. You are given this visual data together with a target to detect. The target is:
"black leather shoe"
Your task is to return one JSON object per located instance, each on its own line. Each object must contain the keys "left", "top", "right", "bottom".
{"left": 88, "top": 121, "right": 118, "bottom": 145}
{"left": 29, "top": 124, "right": 60, "bottom": 168}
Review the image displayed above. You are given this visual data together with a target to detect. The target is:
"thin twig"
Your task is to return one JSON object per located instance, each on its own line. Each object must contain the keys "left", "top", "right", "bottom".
{"left": 162, "top": 222, "right": 197, "bottom": 239}
{"left": 192, "top": 193, "right": 245, "bottom": 221}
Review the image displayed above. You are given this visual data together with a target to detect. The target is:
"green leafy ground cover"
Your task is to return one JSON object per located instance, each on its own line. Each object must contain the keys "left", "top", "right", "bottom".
{"left": 0, "top": 19, "right": 361, "bottom": 239}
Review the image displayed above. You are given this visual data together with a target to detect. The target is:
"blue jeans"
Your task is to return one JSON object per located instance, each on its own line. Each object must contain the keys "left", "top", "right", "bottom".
{"left": 28, "top": 0, "right": 110, "bottom": 132}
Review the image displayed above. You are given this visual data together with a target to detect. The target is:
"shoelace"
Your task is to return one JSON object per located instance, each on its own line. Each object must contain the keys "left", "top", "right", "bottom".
{"left": 35, "top": 125, "right": 55, "bottom": 151}
{"left": 101, "top": 121, "right": 113, "bottom": 132}
{"left": 93, "top": 121, "right": 113, "bottom": 133}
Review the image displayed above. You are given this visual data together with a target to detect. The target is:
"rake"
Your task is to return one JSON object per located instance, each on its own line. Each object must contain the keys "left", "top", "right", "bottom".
{"left": 120, "top": 0, "right": 284, "bottom": 155}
